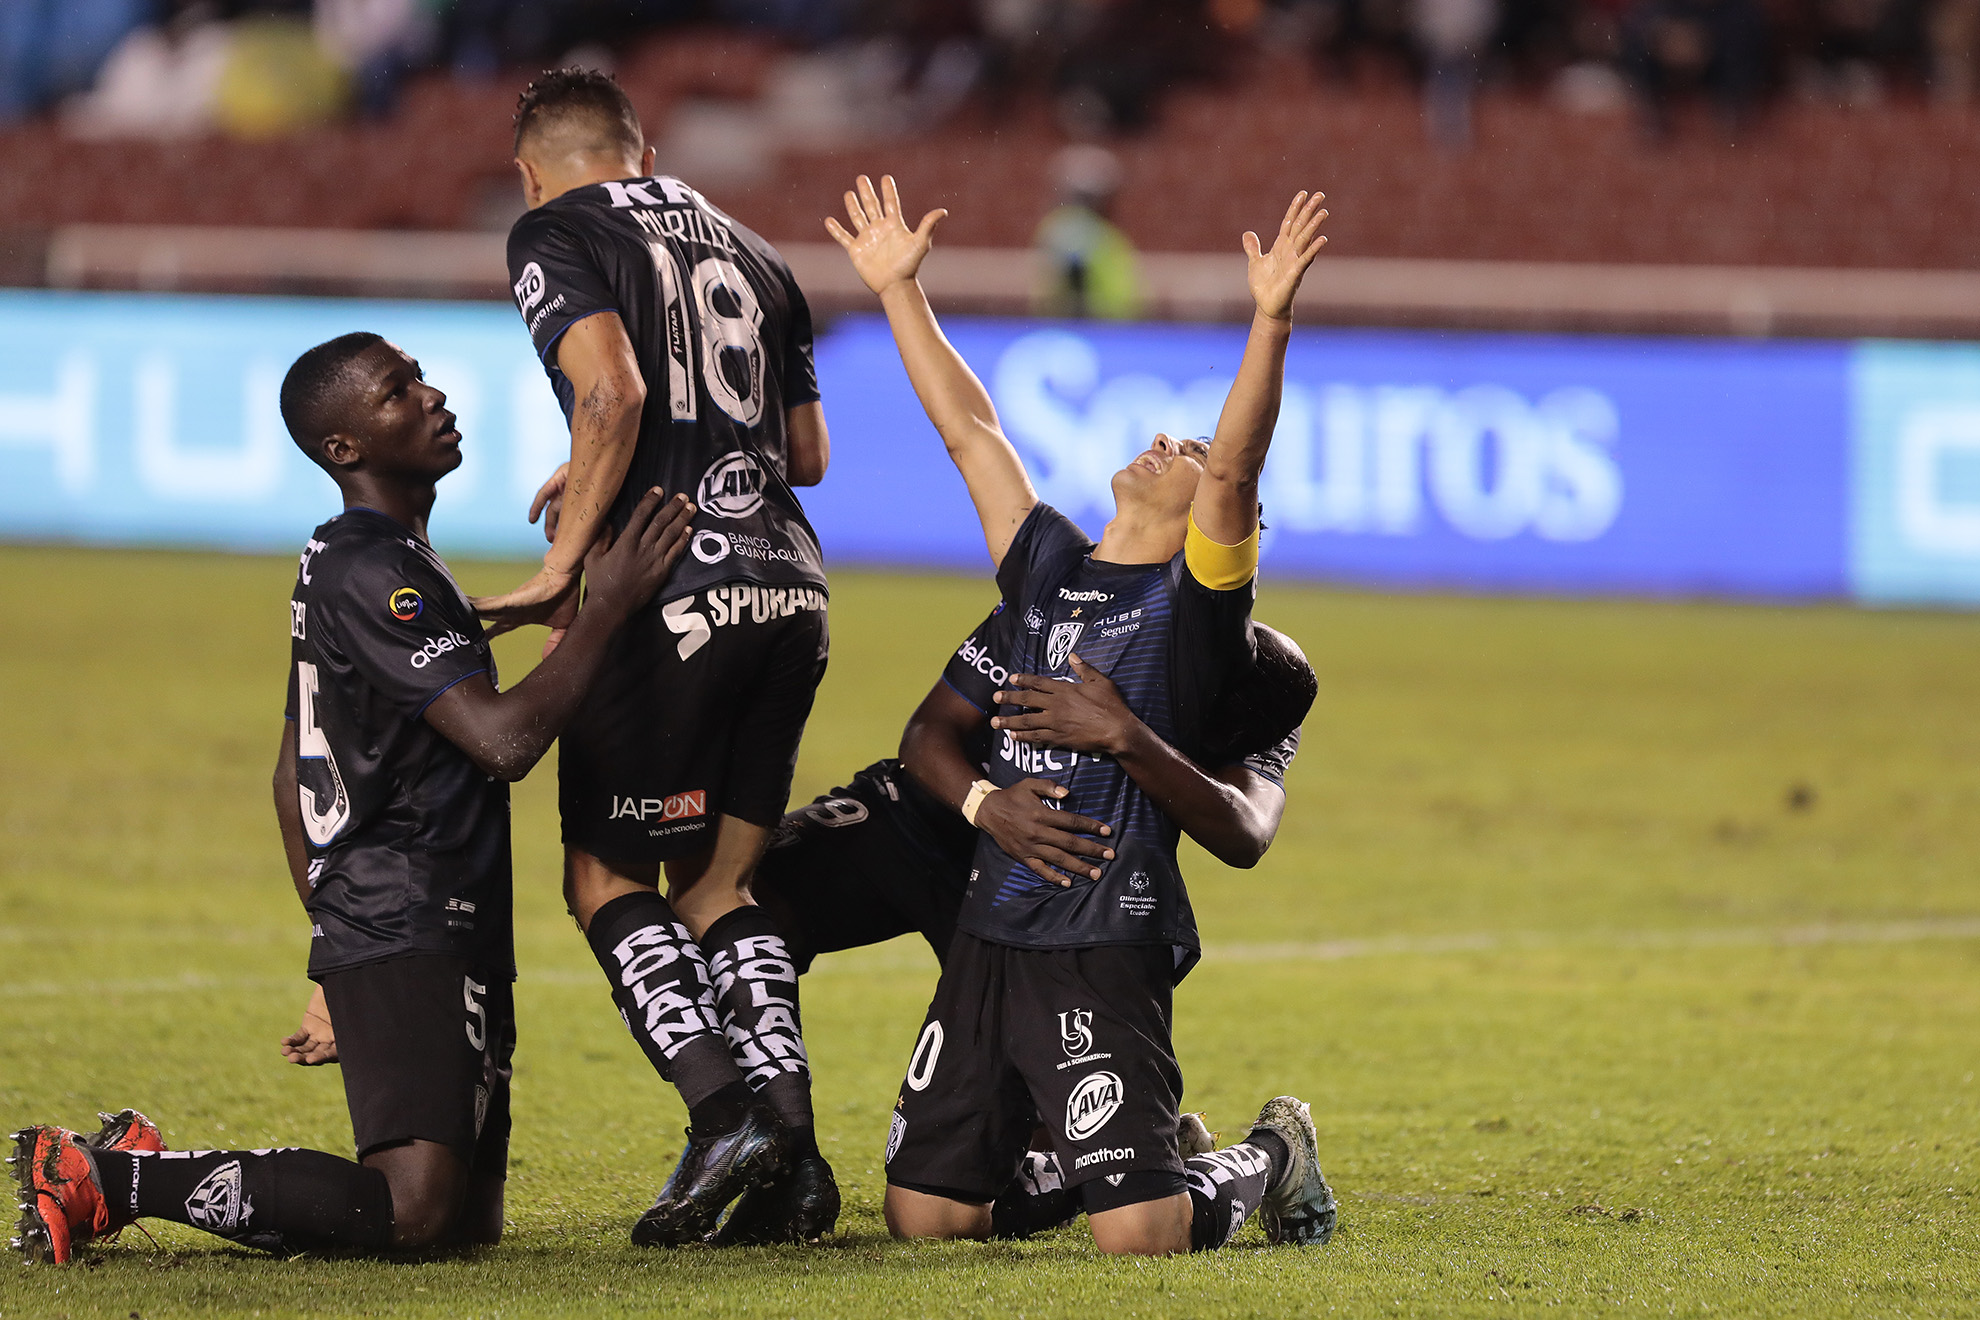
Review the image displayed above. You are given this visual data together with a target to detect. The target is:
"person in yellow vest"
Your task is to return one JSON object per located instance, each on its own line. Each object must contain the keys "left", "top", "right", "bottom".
{"left": 1034, "top": 145, "right": 1144, "bottom": 320}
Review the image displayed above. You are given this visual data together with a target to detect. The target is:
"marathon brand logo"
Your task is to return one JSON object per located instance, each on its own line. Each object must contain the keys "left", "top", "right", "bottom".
{"left": 662, "top": 585, "right": 827, "bottom": 660}
{"left": 388, "top": 586, "right": 423, "bottom": 621}
{"left": 408, "top": 630, "right": 473, "bottom": 669}
{"left": 1072, "top": 1146, "right": 1135, "bottom": 1171}
{"left": 513, "top": 261, "right": 545, "bottom": 313}
{"left": 1058, "top": 588, "right": 1113, "bottom": 603}
{"left": 1065, "top": 1070, "right": 1125, "bottom": 1141}
{"left": 610, "top": 790, "right": 707, "bottom": 822}
{"left": 956, "top": 636, "right": 1011, "bottom": 687}
{"left": 697, "top": 451, "right": 767, "bottom": 519}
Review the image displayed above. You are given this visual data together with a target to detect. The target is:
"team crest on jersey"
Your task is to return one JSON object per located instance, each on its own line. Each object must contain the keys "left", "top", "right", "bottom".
{"left": 698, "top": 451, "right": 767, "bottom": 519}
{"left": 1046, "top": 621, "right": 1084, "bottom": 670}
{"left": 1066, "top": 1070, "right": 1124, "bottom": 1141}
{"left": 389, "top": 587, "right": 423, "bottom": 621}
{"left": 184, "top": 1160, "right": 249, "bottom": 1233}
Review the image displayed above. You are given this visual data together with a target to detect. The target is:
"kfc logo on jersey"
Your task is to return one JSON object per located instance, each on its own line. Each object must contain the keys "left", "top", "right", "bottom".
{"left": 389, "top": 586, "right": 423, "bottom": 621}
{"left": 408, "top": 630, "right": 473, "bottom": 668}
{"left": 610, "top": 790, "right": 708, "bottom": 822}
{"left": 1059, "top": 1009, "right": 1095, "bottom": 1058}
{"left": 1065, "top": 1070, "right": 1125, "bottom": 1141}
{"left": 513, "top": 261, "right": 546, "bottom": 313}
{"left": 956, "top": 636, "right": 1010, "bottom": 686}
{"left": 698, "top": 451, "right": 766, "bottom": 519}
{"left": 1046, "top": 622, "right": 1085, "bottom": 670}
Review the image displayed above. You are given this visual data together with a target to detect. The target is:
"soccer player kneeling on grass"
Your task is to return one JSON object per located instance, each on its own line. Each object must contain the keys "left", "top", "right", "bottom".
{"left": 827, "top": 176, "right": 1338, "bottom": 1254}
{"left": 11, "top": 333, "right": 695, "bottom": 1263}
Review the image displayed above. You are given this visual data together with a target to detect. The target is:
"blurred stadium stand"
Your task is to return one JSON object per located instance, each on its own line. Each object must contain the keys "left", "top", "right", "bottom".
{"left": 3, "top": 1, "right": 1979, "bottom": 334}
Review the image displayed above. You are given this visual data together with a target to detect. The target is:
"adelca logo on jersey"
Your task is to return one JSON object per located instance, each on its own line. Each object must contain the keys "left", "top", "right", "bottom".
{"left": 407, "top": 630, "right": 474, "bottom": 669}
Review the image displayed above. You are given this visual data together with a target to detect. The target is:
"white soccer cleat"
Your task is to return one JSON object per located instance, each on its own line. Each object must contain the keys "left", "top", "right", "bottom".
{"left": 1247, "top": 1095, "right": 1338, "bottom": 1246}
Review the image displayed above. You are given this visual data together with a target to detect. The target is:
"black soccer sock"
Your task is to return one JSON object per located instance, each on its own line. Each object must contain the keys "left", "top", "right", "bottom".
{"left": 990, "top": 1150, "right": 1080, "bottom": 1239}
{"left": 1184, "top": 1139, "right": 1280, "bottom": 1252}
{"left": 701, "top": 904, "right": 814, "bottom": 1140}
{"left": 92, "top": 1147, "right": 393, "bottom": 1253}
{"left": 585, "top": 889, "right": 745, "bottom": 1113}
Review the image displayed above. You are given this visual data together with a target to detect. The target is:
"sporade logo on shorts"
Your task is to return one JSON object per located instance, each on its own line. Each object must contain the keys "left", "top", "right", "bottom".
{"left": 513, "top": 261, "right": 546, "bottom": 313}
{"left": 388, "top": 586, "right": 423, "bottom": 621}
{"left": 408, "top": 630, "right": 473, "bottom": 668}
{"left": 1066, "top": 1070, "right": 1124, "bottom": 1141}
{"left": 697, "top": 451, "right": 766, "bottom": 519}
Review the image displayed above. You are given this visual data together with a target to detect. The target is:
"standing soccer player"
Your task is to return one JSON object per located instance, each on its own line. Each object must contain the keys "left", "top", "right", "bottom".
{"left": 474, "top": 69, "right": 835, "bottom": 1244}
{"left": 829, "top": 176, "right": 1336, "bottom": 1255}
{"left": 13, "top": 334, "right": 693, "bottom": 1263}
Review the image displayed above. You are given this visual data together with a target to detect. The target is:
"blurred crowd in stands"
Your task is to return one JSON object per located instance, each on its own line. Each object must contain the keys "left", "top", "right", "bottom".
{"left": 4, "top": 0, "right": 1979, "bottom": 149}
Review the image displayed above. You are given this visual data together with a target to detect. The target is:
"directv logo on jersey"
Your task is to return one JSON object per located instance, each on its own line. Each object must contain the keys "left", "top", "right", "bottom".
{"left": 408, "top": 630, "right": 473, "bottom": 668}
{"left": 698, "top": 451, "right": 767, "bottom": 519}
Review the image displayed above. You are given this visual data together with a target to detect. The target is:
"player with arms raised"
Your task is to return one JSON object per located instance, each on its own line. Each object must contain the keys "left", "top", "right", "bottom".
{"left": 13, "top": 334, "right": 692, "bottom": 1263}
{"left": 829, "top": 176, "right": 1337, "bottom": 1255}
{"left": 475, "top": 70, "right": 835, "bottom": 1245}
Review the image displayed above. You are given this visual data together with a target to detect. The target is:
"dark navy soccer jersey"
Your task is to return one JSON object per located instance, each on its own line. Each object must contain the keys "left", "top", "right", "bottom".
{"left": 284, "top": 509, "right": 514, "bottom": 980}
{"left": 507, "top": 174, "right": 826, "bottom": 606}
{"left": 941, "top": 505, "right": 1257, "bottom": 973}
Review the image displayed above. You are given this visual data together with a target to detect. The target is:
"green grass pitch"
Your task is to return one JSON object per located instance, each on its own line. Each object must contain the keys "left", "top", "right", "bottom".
{"left": 1, "top": 544, "right": 1976, "bottom": 1318}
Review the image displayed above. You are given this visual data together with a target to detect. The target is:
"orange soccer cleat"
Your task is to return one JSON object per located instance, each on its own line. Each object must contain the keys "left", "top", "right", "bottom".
{"left": 9, "top": 1125, "right": 123, "bottom": 1264}
{"left": 85, "top": 1109, "right": 166, "bottom": 1155}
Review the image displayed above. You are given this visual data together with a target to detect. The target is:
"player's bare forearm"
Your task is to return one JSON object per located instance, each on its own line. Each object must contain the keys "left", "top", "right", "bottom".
{"left": 787, "top": 400, "right": 830, "bottom": 486}
{"left": 1112, "top": 723, "right": 1285, "bottom": 868}
{"left": 431, "top": 490, "right": 693, "bottom": 780}
{"left": 272, "top": 722, "right": 312, "bottom": 909}
{"left": 1197, "top": 191, "right": 1330, "bottom": 544}
{"left": 900, "top": 681, "right": 990, "bottom": 811}
{"left": 549, "top": 361, "right": 644, "bottom": 574}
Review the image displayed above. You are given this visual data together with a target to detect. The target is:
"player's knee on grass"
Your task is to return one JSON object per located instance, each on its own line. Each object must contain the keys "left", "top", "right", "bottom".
{"left": 1087, "top": 1192, "right": 1192, "bottom": 1257}
{"left": 883, "top": 1184, "right": 993, "bottom": 1240}
{"left": 453, "top": 1172, "right": 506, "bottom": 1245}
{"left": 364, "top": 1139, "right": 472, "bottom": 1248}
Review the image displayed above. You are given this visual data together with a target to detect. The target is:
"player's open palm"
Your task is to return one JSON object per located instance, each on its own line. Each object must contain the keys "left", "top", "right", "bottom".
{"left": 1244, "top": 190, "right": 1329, "bottom": 323}
{"left": 993, "top": 655, "right": 1141, "bottom": 758}
{"left": 583, "top": 486, "right": 695, "bottom": 618}
{"left": 825, "top": 174, "right": 946, "bottom": 297}
{"left": 974, "top": 778, "right": 1116, "bottom": 887}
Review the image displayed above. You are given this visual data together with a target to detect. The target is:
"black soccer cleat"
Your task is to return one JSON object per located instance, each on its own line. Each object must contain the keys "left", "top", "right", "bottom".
{"left": 1249, "top": 1096, "right": 1339, "bottom": 1246}
{"left": 630, "top": 1102, "right": 789, "bottom": 1248}
{"left": 710, "top": 1153, "right": 841, "bottom": 1245}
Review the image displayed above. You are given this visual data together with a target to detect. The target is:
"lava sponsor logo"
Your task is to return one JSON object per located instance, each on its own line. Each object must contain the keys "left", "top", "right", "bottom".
{"left": 610, "top": 790, "right": 707, "bottom": 822}
{"left": 692, "top": 529, "right": 730, "bottom": 563}
{"left": 956, "top": 636, "right": 1011, "bottom": 686}
{"left": 184, "top": 1161, "right": 249, "bottom": 1233}
{"left": 1065, "top": 1070, "right": 1124, "bottom": 1141}
{"left": 698, "top": 451, "right": 766, "bottom": 519}
{"left": 512, "top": 261, "right": 545, "bottom": 314}
{"left": 1058, "top": 1008, "right": 1094, "bottom": 1058}
{"left": 1072, "top": 1145, "right": 1135, "bottom": 1170}
{"left": 389, "top": 586, "right": 423, "bottom": 621}
{"left": 408, "top": 630, "right": 472, "bottom": 668}
{"left": 1046, "top": 621, "right": 1084, "bottom": 670}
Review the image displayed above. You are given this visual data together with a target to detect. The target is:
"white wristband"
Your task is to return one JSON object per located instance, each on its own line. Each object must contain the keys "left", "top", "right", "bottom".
{"left": 960, "top": 778, "right": 997, "bottom": 827}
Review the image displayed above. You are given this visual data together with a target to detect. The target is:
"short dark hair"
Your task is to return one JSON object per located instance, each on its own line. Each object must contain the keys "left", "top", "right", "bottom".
{"left": 280, "top": 332, "right": 385, "bottom": 467}
{"left": 514, "top": 67, "right": 643, "bottom": 158}
{"left": 1200, "top": 623, "right": 1318, "bottom": 768}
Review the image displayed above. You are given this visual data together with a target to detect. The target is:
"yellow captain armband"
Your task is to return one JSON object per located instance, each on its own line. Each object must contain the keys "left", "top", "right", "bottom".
{"left": 1184, "top": 510, "right": 1259, "bottom": 590}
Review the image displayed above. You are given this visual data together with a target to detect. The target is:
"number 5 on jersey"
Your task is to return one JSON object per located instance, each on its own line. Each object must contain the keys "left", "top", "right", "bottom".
{"left": 295, "top": 661, "right": 352, "bottom": 846}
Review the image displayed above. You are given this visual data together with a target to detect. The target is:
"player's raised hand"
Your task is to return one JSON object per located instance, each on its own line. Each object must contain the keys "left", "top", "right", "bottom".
{"left": 280, "top": 984, "right": 338, "bottom": 1066}
{"left": 992, "top": 655, "right": 1141, "bottom": 758}
{"left": 1244, "top": 190, "right": 1329, "bottom": 323}
{"left": 470, "top": 563, "right": 579, "bottom": 638}
{"left": 972, "top": 777, "right": 1115, "bottom": 887}
{"left": 529, "top": 462, "right": 569, "bottom": 543}
{"left": 824, "top": 174, "right": 946, "bottom": 297}
{"left": 582, "top": 486, "right": 695, "bottom": 621}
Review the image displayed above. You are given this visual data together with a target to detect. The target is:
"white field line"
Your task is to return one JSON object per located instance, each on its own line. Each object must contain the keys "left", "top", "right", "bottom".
{"left": 1, "top": 918, "right": 1975, "bottom": 1000}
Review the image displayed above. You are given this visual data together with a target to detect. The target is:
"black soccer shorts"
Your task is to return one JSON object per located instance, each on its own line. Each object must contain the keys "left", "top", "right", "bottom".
{"left": 560, "top": 584, "right": 828, "bottom": 863}
{"left": 319, "top": 954, "right": 514, "bottom": 1171}
{"left": 884, "top": 933, "right": 1185, "bottom": 1202}
{"left": 750, "top": 765, "right": 966, "bottom": 973}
